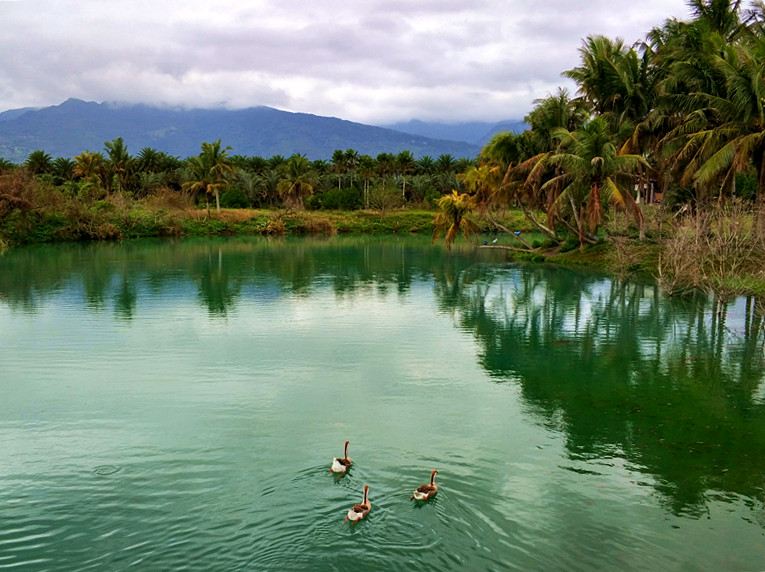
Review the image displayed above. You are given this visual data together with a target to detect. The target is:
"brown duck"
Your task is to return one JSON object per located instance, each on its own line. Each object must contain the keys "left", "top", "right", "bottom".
{"left": 345, "top": 485, "right": 371, "bottom": 523}
{"left": 410, "top": 470, "right": 438, "bottom": 501}
{"left": 330, "top": 440, "right": 351, "bottom": 474}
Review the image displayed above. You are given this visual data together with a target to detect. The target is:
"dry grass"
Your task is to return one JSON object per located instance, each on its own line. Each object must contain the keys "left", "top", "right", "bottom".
{"left": 658, "top": 204, "right": 765, "bottom": 298}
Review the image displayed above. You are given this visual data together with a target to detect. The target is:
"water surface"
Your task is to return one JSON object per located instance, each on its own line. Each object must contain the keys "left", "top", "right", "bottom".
{"left": 1, "top": 236, "right": 764, "bottom": 570}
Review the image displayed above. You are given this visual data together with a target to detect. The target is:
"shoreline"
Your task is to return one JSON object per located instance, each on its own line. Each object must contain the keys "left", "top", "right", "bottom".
{"left": 2, "top": 205, "right": 764, "bottom": 300}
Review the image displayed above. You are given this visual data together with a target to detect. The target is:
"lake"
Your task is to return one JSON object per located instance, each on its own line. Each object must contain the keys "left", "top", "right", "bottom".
{"left": 1, "top": 235, "right": 764, "bottom": 571}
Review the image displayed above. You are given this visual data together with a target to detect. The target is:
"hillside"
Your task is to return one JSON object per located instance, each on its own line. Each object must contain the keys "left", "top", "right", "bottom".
{"left": 380, "top": 119, "right": 527, "bottom": 146}
{"left": 0, "top": 99, "right": 484, "bottom": 162}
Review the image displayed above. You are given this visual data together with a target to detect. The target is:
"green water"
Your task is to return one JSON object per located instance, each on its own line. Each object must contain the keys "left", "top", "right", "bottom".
{"left": 1, "top": 236, "right": 764, "bottom": 571}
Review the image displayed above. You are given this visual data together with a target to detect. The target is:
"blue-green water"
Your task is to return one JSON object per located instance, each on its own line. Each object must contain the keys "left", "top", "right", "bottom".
{"left": 1, "top": 236, "right": 764, "bottom": 570}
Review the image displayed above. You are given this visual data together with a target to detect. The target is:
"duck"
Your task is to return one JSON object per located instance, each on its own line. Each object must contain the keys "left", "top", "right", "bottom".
{"left": 410, "top": 470, "right": 438, "bottom": 501}
{"left": 330, "top": 440, "right": 352, "bottom": 474}
{"left": 345, "top": 485, "right": 371, "bottom": 523}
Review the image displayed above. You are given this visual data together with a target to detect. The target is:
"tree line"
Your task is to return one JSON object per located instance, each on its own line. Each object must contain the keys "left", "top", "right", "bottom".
{"left": 0, "top": 137, "right": 478, "bottom": 216}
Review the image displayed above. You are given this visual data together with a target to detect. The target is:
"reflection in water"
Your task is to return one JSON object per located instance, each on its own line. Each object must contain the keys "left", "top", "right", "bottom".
{"left": 1, "top": 236, "right": 765, "bottom": 569}
{"left": 0, "top": 236, "right": 455, "bottom": 317}
{"left": 434, "top": 262, "right": 765, "bottom": 517}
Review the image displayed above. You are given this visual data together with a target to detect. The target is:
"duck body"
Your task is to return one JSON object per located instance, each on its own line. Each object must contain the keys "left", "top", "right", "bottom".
{"left": 330, "top": 440, "right": 351, "bottom": 474}
{"left": 410, "top": 470, "right": 438, "bottom": 501}
{"left": 345, "top": 485, "right": 371, "bottom": 523}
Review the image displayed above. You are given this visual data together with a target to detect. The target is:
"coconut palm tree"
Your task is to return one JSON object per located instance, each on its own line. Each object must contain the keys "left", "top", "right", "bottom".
{"left": 182, "top": 140, "right": 234, "bottom": 217}
{"left": 345, "top": 149, "right": 359, "bottom": 188}
{"left": 74, "top": 150, "right": 107, "bottom": 188}
{"left": 396, "top": 150, "right": 416, "bottom": 200}
{"left": 358, "top": 154, "right": 376, "bottom": 208}
{"left": 376, "top": 152, "right": 395, "bottom": 178}
{"left": 563, "top": 35, "right": 655, "bottom": 135}
{"left": 331, "top": 149, "right": 346, "bottom": 189}
{"left": 258, "top": 169, "right": 283, "bottom": 206}
{"left": 104, "top": 137, "right": 133, "bottom": 194}
{"left": 433, "top": 190, "right": 479, "bottom": 250}
{"left": 659, "top": 22, "right": 765, "bottom": 206}
{"left": 277, "top": 154, "right": 314, "bottom": 208}
{"left": 547, "top": 117, "right": 650, "bottom": 248}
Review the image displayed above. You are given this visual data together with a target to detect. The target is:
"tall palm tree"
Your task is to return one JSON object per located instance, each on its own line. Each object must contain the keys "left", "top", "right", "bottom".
{"left": 277, "top": 154, "right": 314, "bottom": 208}
{"left": 345, "top": 149, "right": 359, "bottom": 188}
{"left": 547, "top": 117, "right": 650, "bottom": 248}
{"left": 358, "top": 154, "right": 376, "bottom": 209}
{"left": 564, "top": 36, "right": 655, "bottom": 135}
{"left": 331, "top": 149, "right": 346, "bottom": 190}
{"left": 202, "top": 140, "right": 234, "bottom": 213}
{"left": 104, "top": 137, "right": 133, "bottom": 194}
{"left": 396, "top": 150, "right": 416, "bottom": 200}
{"left": 376, "top": 152, "right": 395, "bottom": 178}
{"left": 660, "top": 25, "right": 765, "bottom": 206}
{"left": 182, "top": 140, "right": 234, "bottom": 217}
{"left": 258, "top": 169, "right": 283, "bottom": 206}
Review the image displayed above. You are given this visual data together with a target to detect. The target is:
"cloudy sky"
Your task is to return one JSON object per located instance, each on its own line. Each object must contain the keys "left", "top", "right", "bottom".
{"left": 0, "top": 0, "right": 692, "bottom": 125}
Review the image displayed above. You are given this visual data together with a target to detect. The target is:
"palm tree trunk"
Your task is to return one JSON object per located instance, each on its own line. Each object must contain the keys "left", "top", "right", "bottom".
{"left": 216, "top": 190, "right": 221, "bottom": 214}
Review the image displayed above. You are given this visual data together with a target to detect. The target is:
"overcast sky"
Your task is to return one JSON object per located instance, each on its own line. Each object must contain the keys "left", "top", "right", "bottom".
{"left": 0, "top": 0, "right": 692, "bottom": 125}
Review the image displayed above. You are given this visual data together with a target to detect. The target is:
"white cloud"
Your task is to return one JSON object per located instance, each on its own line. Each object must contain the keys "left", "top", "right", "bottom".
{"left": 0, "top": 0, "right": 692, "bottom": 123}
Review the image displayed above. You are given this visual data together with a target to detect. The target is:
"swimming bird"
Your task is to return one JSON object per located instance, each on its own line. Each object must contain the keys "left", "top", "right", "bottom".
{"left": 330, "top": 440, "right": 352, "bottom": 474}
{"left": 410, "top": 470, "right": 438, "bottom": 501}
{"left": 345, "top": 485, "right": 371, "bottom": 523}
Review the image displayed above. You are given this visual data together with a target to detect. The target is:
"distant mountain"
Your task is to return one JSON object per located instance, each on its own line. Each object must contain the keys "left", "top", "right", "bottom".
{"left": 380, "top": 119, "right": 527, "bottom": 147}
{"left": 0, "top": 99, "right": 482, "bottom": 163}
{"left": 0, "top": 107, "right": 40, "bottom": 122}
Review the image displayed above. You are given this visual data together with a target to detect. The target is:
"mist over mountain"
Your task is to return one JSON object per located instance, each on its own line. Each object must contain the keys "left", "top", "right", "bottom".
{"left": 0, "top": 99, "right": 497, "bottom": 163}
{"left": 380, "top": 119, "right": 527, "bottom": 146}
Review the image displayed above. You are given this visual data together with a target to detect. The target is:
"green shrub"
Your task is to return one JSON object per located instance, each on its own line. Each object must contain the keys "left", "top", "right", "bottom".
{"left": 220, "top": 186, "right": 250, "bottom": 208}
{"left": 312, "top": 187, "right": 362, "bottom": 210}
{"left": 735, "top": 171, "right": 757, "bottom": 202}
{"left": 424, "top": 189, "right": 442, "bottom": 208}
{"left": 559, "top": 236, "right": 579, "bottom": 253}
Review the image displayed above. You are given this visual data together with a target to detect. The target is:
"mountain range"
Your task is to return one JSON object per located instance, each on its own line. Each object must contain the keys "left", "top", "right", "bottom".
{"left": 0, "top": 99, "right": 524, "bottom": 163}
